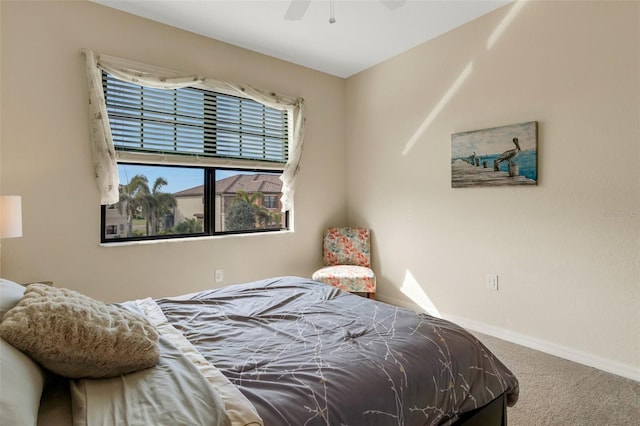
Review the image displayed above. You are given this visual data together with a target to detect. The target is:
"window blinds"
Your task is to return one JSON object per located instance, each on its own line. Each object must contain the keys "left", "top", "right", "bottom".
{"left": 103, "top": 73, "right": 289, "bottom": 163}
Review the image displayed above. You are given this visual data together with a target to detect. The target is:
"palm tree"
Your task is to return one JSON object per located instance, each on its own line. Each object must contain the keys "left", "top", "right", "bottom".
{"left": 264, "top": 210, "right": 282, "bottom": 229}
{"left": 255, "top": 208, "right": 268, "bottom": 228}
{"left": 145, "top": 177, "right": 176, "bottom": 236}
{"left": 116, "top": 175, "right": 176, "bottom": 237}
{"left": 229, "top": 190, "right": 283, "bottom": 229}
{"left": 254, "top": 204, "right": 282, "bottom": 229}
{"left": 233, "top": 190, "right": 264, "bottom": 207}
{"left": 117, "top": 174, "right": 150, "bottom": 237}
{"left": 225, "top": 190, "right": 264, "bottom": 231}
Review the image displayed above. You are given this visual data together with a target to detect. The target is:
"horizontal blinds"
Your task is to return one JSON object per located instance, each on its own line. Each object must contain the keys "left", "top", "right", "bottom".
{"left": 103, "top": 72, "right": 289, "bottom": 163}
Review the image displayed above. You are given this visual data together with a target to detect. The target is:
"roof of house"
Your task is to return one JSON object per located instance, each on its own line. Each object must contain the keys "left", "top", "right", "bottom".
{"left": 173, "top": 173, "right": 282, "bottom": 197}
{"left": 173, "top": 185, "right": 204, "bottom": 197}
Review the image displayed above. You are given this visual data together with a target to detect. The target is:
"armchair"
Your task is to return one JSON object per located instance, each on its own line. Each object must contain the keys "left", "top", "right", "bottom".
{"left": 311, "top": 227, "right": 376, "bottom": 299}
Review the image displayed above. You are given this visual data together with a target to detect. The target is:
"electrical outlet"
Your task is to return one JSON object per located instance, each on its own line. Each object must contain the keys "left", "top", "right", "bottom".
{"left": 487, "top": 274, "right": 499, "bottom": 291}
{"left": 215, "top": 269, "right": 224, "bottom": 283}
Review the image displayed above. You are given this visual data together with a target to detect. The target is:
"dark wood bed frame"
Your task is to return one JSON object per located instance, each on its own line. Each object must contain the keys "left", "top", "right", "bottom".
{"left": 455, "top": 393, "right": 507, "bottom": 425}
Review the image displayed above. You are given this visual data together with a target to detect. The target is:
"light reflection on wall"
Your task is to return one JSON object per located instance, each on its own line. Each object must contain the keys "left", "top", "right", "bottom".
{"left": 487, "top": 0, "right": 528, "bottom": 50}
{"left": 401, "top": 62, "right": 474, "bottom": 157}
{"left": 400, "top": 269, "right": 442, "bottom": 318}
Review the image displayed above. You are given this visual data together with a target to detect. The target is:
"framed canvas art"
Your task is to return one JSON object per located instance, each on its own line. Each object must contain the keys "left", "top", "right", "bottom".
{"left": 451, "top": 121, "right": 537, "bottom": 188}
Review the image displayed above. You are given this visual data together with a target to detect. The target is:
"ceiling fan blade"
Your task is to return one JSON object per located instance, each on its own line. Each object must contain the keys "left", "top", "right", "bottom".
{"left": 284, "top": 0, "right": 312, "bottom": 21}
{"left": 380, "top": 0, "right": 406, "bottom": 10}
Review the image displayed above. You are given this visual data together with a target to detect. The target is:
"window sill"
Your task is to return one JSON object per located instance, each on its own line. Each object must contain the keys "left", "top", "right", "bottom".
{"left": 99, "top": 229, "right": 294, "bottom": 247}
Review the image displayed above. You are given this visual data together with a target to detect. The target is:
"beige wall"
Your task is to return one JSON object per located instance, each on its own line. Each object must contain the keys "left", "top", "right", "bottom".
{"left": 0, "top": 1, "right": 347, "bottom": 300}
{"left": 345, "top": 0, "right": 639, "bottom": 377}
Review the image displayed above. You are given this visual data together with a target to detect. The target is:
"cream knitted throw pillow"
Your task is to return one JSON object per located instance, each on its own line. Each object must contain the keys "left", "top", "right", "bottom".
{"left": 0, "top": 284, "right": 159, "bottom": 378}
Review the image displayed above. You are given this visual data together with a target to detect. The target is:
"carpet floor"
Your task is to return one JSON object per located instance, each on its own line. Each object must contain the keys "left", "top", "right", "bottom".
{"left": 472, "top": 332, "right": 639, "bottom": 426}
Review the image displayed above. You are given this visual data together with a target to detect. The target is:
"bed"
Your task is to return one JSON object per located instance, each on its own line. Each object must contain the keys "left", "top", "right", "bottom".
{"left": 0, "top": 276, "right": 518, "bottom": 426}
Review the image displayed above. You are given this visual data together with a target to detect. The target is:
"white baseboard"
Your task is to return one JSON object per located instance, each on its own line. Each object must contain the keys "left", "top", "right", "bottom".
{"left": 378, "top": 294, "right": 639, "bottom": 383}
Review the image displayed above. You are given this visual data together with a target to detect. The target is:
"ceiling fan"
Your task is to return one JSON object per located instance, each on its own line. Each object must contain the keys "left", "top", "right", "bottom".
{"left": 284, "top": 0, "right": 406, "bottom": 24}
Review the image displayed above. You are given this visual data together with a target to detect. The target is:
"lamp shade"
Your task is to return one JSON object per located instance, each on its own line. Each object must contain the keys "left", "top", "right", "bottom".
{"left": 0, "top": 196, "right": 23, "bottom": 238}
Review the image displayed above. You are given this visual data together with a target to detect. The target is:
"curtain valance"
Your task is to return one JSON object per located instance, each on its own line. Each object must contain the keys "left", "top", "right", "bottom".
{"left": 82, "top": 49, "right": 305, "bottom": 211}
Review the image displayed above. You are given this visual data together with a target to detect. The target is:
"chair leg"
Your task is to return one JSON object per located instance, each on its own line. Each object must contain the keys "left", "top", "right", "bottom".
{"left": 368, "top": 292, "right": 376, "bottom": 300}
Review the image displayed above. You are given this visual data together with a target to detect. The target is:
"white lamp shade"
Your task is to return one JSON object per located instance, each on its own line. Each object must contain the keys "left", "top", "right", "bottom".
{"left": 0, "top": 196, "right": 23, "bottom": 238}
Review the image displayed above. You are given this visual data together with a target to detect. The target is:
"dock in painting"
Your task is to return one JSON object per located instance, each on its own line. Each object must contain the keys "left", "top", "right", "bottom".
{"left": 451, "top": 159, "right": 535, "bottom": 187}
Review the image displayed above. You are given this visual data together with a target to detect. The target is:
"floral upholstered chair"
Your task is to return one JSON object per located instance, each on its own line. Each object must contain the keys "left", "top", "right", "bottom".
{"left": 312, "top": 227, "right": 376, "bottom": 299}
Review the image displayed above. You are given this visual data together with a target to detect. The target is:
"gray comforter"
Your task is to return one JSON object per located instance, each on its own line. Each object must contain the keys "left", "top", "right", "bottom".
{"left": 156, "top": 276, "right": 519, "bottom": 426}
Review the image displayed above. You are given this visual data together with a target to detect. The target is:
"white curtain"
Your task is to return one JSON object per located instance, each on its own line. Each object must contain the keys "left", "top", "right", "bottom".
{"left": 82, "top": 49, "right": 305, "bottom": 212}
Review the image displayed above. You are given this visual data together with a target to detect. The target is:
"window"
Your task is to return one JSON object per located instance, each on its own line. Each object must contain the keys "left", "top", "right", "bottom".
{"left": 102, "top": 164, "right": 287, "bottom": 242}
{"left": 263, "top": 195, "right": 278, "bottom": 209}
{"left": 100, "top": 72, "right": 289, "bottom": 243}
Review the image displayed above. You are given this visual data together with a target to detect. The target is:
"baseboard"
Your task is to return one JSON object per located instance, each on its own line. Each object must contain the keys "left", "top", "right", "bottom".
{"left": 378, "top": 294, "right": 640, "bottom": 383}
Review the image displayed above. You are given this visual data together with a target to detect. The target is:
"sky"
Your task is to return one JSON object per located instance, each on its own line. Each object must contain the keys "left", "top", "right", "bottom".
{"left": 117, "top": 164, "right": 265, "bottom": 194}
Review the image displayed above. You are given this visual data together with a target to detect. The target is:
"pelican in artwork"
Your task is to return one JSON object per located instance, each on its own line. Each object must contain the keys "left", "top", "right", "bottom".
{"left": 495, "top": 137, "right": 521, "bottom": 166}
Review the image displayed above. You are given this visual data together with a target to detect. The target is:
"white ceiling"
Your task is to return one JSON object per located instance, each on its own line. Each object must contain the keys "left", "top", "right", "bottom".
{"left": 91, "top": 0, "right": 511, "bottom": 78}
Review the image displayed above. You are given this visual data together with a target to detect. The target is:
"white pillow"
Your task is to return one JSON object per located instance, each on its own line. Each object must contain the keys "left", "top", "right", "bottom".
{"left": 0, "top": 337, "right": 45, "bottom": 426}
{"left": 0, "top": 284, "right": 160, "bottom": 379}
{"left": 0, "top": 278, "right": 25, "bottom": 318}
{"left": 1, "top": 278, "right": 44, "bottom": 426}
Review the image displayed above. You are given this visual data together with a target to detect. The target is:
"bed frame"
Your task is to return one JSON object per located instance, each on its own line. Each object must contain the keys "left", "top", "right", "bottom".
{"left": 456, "top": 393, "right": 507, "bottom": 425}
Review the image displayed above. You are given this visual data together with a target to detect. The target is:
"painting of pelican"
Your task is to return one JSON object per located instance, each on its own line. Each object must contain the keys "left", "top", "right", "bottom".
{"left": 495, "top": 137, "right": 521, "bottom": 166}
{"left": 451, "top": 121, "right": 537, "bottom": 188}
